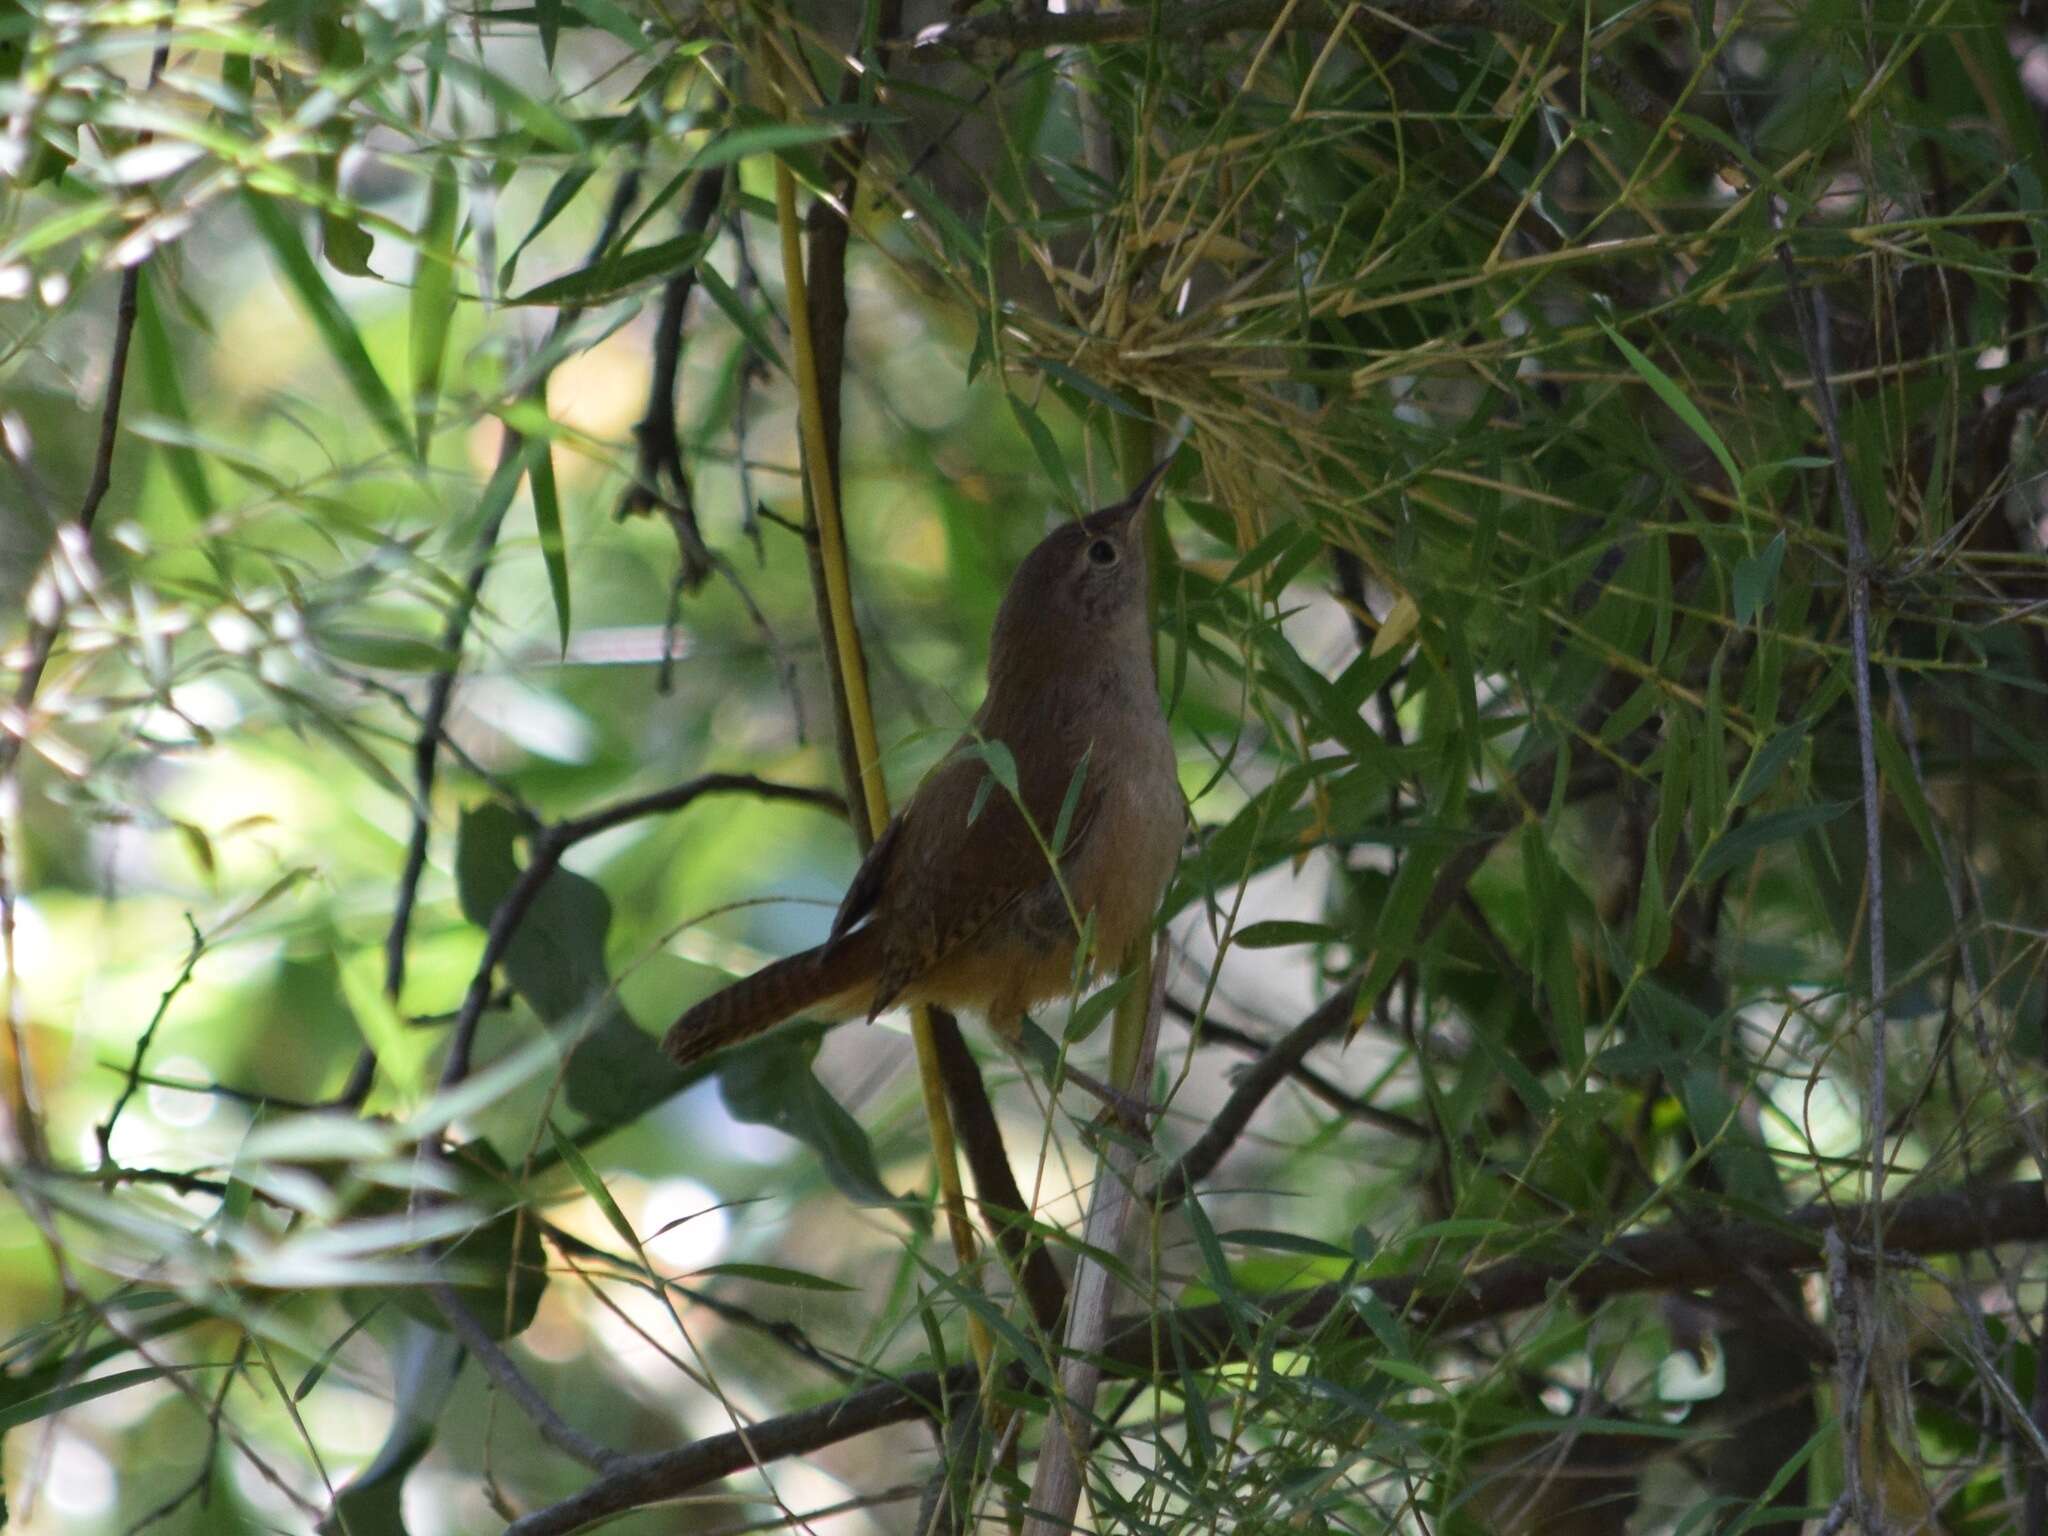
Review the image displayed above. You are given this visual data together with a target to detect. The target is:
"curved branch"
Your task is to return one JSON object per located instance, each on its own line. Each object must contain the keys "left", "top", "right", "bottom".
{"left": 438, "top": 774, "right": 846, "bottom": 1091}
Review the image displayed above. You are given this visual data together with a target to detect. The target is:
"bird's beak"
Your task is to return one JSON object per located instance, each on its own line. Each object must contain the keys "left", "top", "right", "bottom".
{"left": 1098, "top": 452, "right": 1176, "bottom": 527}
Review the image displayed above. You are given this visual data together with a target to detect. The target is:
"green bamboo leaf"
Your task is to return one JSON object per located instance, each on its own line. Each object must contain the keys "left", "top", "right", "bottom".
{"left": 1735, "top": 723, "right": 1809, "bottom": 807}
{"left": 684, "top": 119, "right": 849, "bottom": 173}
{"left": 509, "top": 230, "right": 712, "bottom": 308}
{"left": 498, "top": 164, "right": 593, "bottom": 292}
{"left": 1218, "top": 1229, "right": 1353, "bottom": 1259}
{"left": 409, "top": 158, "right": 460, "bottom": 457}
{"left": 1007, "top": 395, "right": 1076, "bottom": 513}
{"left": 1050, "top": 750, "right": 1090, "bottom": 854}
{"left": 133, "top": 270, "right": 211, "bottom": 521}
{"left": 1234, "top": 920, "right": 1340, "bottom": 949}
{"left": 569, "top": 0, "right": 646, "bottom": 49}
{"left": 548, "top": 1120, "right": 643, "bottom": 1256}
{"left": 441, "top": 56, "right": 583, "bottom": 152}
{"left": 1696, "top": 802, "right": 1851, "bottom": 884}
{"left": 697, "top": 263, "right": 787, "bottom": 374}
{"left": 295, "top": 1304, "right": 382, "bottom": 1402}
{"left": 1065, "top": 971, "right": 1133, "bottom": 1044}
{"left": 1597, "top": 314, "right": 1741, "bottom": 492}
{"left": 529, "top": 433, "right": 570, "bottom": 656}
{"left": 1733, "top": 532, "right": 1786, "bottom": 626}
{"left": 0, "top": 1364, "right": 202, "bottom": 1431}
{"left": 689, "top": 1263, "right": 856, "bottom": 1293}
{"left": 243, "top": 191, "right": 414, "bottom": 463}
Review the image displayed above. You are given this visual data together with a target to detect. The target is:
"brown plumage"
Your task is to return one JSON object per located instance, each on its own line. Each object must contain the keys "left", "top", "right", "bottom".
{"left": 662, "top": 466, "right": 1184, "bottom": 1070}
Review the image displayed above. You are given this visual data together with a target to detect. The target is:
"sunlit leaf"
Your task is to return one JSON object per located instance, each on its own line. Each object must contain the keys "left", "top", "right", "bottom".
{"left": 243, "top": 191, "right": 413, "bottom": 462}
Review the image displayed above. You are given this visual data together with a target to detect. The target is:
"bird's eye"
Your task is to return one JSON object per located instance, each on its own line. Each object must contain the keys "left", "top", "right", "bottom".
{"left": 1086, "top": 538, "right": 1119, "bottom": 567}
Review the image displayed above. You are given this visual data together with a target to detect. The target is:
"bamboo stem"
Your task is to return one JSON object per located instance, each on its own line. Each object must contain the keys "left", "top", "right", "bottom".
{"left": 772, "top": 150, "right": 990, "bottom": 1366}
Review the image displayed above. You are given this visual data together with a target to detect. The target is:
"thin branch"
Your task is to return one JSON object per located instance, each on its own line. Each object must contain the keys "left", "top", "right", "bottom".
{"left": 503, "top": 1179, "right": 2048, "bottom": 1536}
{"left": 538, "top": 1220, "right": 860, "bottom": 1384}
{"left": 126, "top": 1333, "right": 248, "bottom": 1533}
{"left": 620, "top": 167, "right": 727, "bottom": 595}
{"left": 1154, "top": 708, "right": 1635, "bottom": 1207}
{"left": 437, "top": 774, "right": 846, "bottom": 1091}
{"left": 0, "top": 265, "right": 146, "bottom": 779}
{"left": 1696, "top": 0, "right": 1889, "bottom": 1207}
{"left": 1149, "top": 980, "right": 1362, "bottom": 1208}
{"left": 95, "top": 915, "right": 203, "bottom": 1172}
{"left": 1175, "top": 1002, "right": 1430, "bottom": 1142}
{"left": 428, "top": 1282, "right": 618, "bottom": 1472}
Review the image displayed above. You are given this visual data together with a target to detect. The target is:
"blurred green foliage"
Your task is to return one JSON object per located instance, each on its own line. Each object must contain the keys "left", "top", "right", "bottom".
{"left": 2, "top": 2, "right": 2047, "bottom": 1534}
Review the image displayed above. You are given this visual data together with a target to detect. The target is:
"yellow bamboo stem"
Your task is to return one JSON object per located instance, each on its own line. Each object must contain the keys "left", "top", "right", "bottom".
{"left": 772, "top": 155, "right": 990, "bottom": 1364}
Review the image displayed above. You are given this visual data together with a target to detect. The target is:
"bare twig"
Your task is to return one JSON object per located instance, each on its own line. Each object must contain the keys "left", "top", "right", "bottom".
{"left": 1696, "top": 0, "right": 1890, "bottom": 1212}
{"left": 538, "top": 1219, "right": 861, "bottom": 1384}
{"left": 620, "top": 168, "right": 727, "bottom": 596}
{"left": 126, "top": 1333, "right": 248, "bottom": 1533}
{"left": 96, "top": 915, "right": 203, "bottom": 1173}
{"left": 502, "top": 1179, "right": 2048, "bottom": 1536}
{"left": 1148, "top": 979, "right": 1363, "bottom": 1208}
{"left": 428, "top": 1282, "right": 618, "bottom": 1471}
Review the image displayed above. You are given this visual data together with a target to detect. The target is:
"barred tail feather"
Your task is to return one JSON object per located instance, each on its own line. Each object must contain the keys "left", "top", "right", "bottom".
{"left": 662, "top": 926, "right": 884, "bottom": 1070}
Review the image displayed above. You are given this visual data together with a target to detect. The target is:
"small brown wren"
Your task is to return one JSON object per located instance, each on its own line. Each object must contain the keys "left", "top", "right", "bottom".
{"left": 662, "top": 464, "right": 1183, "bottom": 1069}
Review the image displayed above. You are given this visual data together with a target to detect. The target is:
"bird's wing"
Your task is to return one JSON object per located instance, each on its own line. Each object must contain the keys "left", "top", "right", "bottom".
{"left": 863, "top": 744, "right": 1106, "bottom": 1015}
{"left": 830, "top": 809, "right": 902, "bottom": 940}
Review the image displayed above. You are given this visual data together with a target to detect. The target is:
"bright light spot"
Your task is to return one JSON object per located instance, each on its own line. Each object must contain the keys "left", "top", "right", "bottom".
{"left": 2022, "top": 44, "right": 2048, "bottom": 107}
{"left": 45, "top": 1432, "right": 117, "bottom": 1515}
{"left": 0, "top": 265, "right": 29, "bottom": 301}
{"left": 661, "top": 1084, "right": 793, "bottom": 1166}
{"left": 171, "top": 679, "right": 242, "bottom": 732}
{"left": 1659, "top": 1344, "right": 1723, "bottom": 1403}
{"left": 642, "top": 1178, "right": 730, "bottom": 1272}
{"left": 206, "top": 610, "right": 265, "bottom": 655}
{"left": 460, "top": 678, "right": 596, "bottom": 764}
{"left": 38, "top": 271, "right": 68, "bottom": 307}
{"left": 405, "top": 1466, "right": 499, "bottom": 1536}
{"left": 9, "top": 897, "right": 48, "bottom": 979}
{"left": 149, "top": 1057, "right": 216, "bottom": 1127}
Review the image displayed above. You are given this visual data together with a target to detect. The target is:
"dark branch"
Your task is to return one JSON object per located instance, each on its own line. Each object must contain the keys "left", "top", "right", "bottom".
{"left": 504, "top": 1180, "right": 2048, "bottom": 1536}
{"left": 430, "top": 1283, "right": 619, "bottom": 1471}
{"left": 1150, "top": 981, "right": 1362, "bottom": 1208}
{"left": 619, "top": 168, "right": 727, "bottom": 594}
{"left": 930, "top": 1009, "right": 1069, "bottom": 1333}
{"left": 1175, "top": 1002, "right": 1429, "bottom": 1143}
